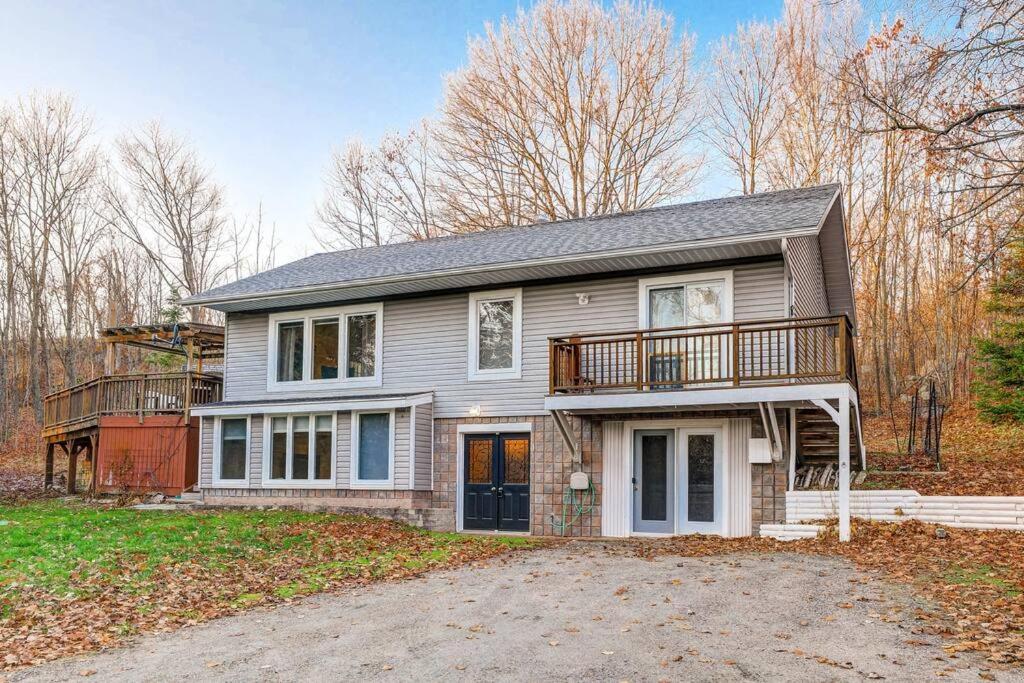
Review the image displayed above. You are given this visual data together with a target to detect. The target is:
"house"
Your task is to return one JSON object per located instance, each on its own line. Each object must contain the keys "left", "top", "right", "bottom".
{"left": 180, "top": 184, "right": 865, "bottom": 541}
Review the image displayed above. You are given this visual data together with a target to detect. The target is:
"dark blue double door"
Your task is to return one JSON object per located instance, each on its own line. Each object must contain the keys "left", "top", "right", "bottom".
{"left": 463, "top": 433, "right": 530, "bottom": 531}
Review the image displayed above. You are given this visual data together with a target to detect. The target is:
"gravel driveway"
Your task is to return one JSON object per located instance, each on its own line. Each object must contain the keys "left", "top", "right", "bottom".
{"left": 12, "top": 543, "right": 1017, "bottom": 682}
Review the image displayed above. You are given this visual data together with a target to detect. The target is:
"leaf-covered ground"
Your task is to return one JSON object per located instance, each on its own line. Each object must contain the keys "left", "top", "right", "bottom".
{"left": 632, "top": 519, "right": 1024, "bottom": 666}
{"left": 859, "top": 409, "right": 1024, "bottom": 495}
{"left": 0, "top": 500, "right": 534, "bottom": 670}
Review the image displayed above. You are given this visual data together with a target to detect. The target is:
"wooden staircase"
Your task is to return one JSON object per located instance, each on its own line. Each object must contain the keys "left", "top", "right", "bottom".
{"left": 795, "top": 408, "right": 860, "bottom": 468}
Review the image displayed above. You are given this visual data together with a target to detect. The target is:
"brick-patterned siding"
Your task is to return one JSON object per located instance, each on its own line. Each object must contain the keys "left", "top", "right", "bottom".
{"left": 751, "top": 461, "right": 788, "bottom": 531}
{"left": 432, "top": 415, "right": 602, "bottom": 537}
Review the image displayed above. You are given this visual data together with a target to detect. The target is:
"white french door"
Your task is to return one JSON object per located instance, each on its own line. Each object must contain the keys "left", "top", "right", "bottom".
{"left": 678, "top": 429, "right": 724, "bottom": 535}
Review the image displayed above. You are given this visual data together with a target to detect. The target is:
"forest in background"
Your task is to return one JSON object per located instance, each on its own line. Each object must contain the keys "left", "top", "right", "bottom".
{"left": 0, "top": 0, "right": 1020, "bottom": 457}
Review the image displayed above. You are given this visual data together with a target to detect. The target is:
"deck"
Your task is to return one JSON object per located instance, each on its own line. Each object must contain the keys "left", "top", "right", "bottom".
{"left": 548, "top": 315, "right": 857, "bottom": 394}
{"left": 42, "top": 371, "right": 223, "bottom": 441}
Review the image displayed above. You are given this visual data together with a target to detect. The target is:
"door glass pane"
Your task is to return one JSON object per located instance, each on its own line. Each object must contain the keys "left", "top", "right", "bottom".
{"left": 502, "top": 438, "right": 529, "bottom": 484}
{"left": 467, "top": 439, "right": 492, "bottom": 484}
{"left": 640, "top": 434, "right": 668, "bottom": 521}
{"left": 271, "top": 417, "right": 287, "bottom": 479}
{"left": 312, "top": 319, "right": 339, "bottom": 379}
{"left": 358, "top": 413, "right": 390, "bottom": 480}
{"left": 347, "top": 314, "right": 376, "bottom": 378}
{"left": 687, "top": 434, "right": 715, "bottom": 522}
{"left": 686, "top": 283, "right": 723, "bottom": 324}
{"left": 276, "top": 322, "right": 304, "bottom": 382}
{"left": 478, "top": 299, "right": 514, "bottom": 370}
{"left": 649, "top": 288, "right": 686, "bottom": 328}
{"left": 314, "top": 415, "right": 332, "bottom": 480}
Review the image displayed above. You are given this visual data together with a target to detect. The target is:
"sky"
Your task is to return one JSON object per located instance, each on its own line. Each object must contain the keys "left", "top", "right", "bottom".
{"left": 2, "top": 0, "right": 783, "bottom": 264}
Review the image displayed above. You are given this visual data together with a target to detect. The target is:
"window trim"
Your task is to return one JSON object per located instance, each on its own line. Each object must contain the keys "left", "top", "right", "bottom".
{"left": 266, "top": 303, "right": 383, "bottom": 391}
{"left": 261, "top": 412, "right": 337, "bottom": 488}
{"left": 638, "top": 270, "right": 734, "bottom": 329}
{"left": 212, "top": 415, "right": 250, "bottom": 488}
{"left": 350, "top": 409, "right": 396, "bottom": 489}
{"left": 467, "top": 288, "right": 523, "bottom": 381}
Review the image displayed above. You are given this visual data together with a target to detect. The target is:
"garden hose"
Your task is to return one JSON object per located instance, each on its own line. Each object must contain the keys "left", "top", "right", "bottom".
{"left": 550, "top": 477, "right": 597, "bottom": 536}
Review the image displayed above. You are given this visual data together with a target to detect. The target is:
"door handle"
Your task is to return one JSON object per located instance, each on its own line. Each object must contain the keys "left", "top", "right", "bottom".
{"left": 497, "top": 486, "right": 504, "bottom": 496}
{"left": 490, "top": 486, "right": 497, "bottom": 492}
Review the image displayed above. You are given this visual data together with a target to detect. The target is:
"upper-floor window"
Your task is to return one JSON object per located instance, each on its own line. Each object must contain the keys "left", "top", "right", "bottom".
{"left": 468, "top": 288, "right": 522, "bottom": 381}
{"left": 267, "top": 304, "right": 383, "bottom": 391}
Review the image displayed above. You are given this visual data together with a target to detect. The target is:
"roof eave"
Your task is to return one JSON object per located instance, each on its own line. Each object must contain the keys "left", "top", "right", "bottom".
{"left": 181, "top": 226, "right": 819, "bottom": 309}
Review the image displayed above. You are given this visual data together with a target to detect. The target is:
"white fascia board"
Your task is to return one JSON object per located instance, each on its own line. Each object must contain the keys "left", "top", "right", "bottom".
{"left": 191, "top": 392, "right": 434, "bottom": 417}
{"left": 181, "top": 228, "right": 813, "bottom": 308}
{"left": 544, "top": 383, "right": 853, "bottom": 412}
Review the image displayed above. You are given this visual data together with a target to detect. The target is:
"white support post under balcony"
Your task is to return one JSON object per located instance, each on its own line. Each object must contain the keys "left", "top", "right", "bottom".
{"left": 838, "top": 395, "right": 851, "bottom": 542}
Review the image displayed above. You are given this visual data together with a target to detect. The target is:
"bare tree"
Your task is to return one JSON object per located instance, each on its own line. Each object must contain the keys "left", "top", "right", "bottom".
{"left": 851, "top": 0, "right": 1024, "bottom": 252}
{"left": 315, "top": 140, "right": 388, "bottom": 249}
{"left": 706, "top": 20, "right": 788, "bottom": 194}
{"left": 436, "top": 0, "right": 705, "bottom": 229}
{"left": 105, "top": 122, "right": 231, "bottom": 321}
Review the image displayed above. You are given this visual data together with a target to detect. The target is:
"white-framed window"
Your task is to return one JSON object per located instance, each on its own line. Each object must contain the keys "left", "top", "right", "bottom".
{"left": 350, "top": 410, "right": 395, "bottom": 488}
{"left": 213, "top": 416, "right": 250, "bottom": 487}
{"left": 467, "top": 288, "right": 522, "bottom": 381}
{"left": 267, "top": 303, "right": 383, "bottom": 391}
{"left": 638, "top": 271, "right": 733, "bottom": 329}
{"left": 263, "top": 413, "right": 336, "bottom": 487}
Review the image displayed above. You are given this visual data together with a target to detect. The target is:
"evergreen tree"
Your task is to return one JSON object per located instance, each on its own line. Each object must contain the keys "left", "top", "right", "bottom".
{"left": 974, "top": 244, "right": 1024, "bottom": 422}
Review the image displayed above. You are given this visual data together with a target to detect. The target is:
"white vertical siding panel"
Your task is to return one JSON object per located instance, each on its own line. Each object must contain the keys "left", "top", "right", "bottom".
{"left": 601, "top": 421, "right": 629, "bottom": 537}
{"left": 725, "top": 419, "right": 752, "bottom": 537}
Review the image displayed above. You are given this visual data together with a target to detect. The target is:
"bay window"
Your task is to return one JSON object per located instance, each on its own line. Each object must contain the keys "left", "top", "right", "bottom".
{"left": 264, "top": 413, "right": 335, "bottom": 486}
{"left": 267, "top": 303, "right": 383, "bottom": 390}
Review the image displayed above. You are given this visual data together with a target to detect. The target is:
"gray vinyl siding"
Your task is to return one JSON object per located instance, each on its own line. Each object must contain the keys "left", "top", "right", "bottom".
{"left": 413, "top": 403, "right": 433, "bottom": 490}
{"left": 222, "top": 264, "right": 785, "bottom": 417}
{"left": 200, "top": 416, "right": 214, "bottom": 487}
{"left": 198, "top": 409, "right": 413, "bottom": 491}
{"left": 787, "top": 236, "right": 830, "bottom": 318}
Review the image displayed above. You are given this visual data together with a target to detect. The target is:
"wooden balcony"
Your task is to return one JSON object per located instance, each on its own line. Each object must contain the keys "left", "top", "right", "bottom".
{"left": 42, "top": 371, "right": 223, "bottom": 440}
{"left": 548, "top": 316, "right": 857, "bottom": 395}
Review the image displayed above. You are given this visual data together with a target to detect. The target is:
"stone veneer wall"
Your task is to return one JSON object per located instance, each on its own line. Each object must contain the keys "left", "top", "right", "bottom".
{"left": 432, "top": 414, "right": 603, "bottom": 537}
{"left": 751, "top": 461, "right": 788, "bottom": 532}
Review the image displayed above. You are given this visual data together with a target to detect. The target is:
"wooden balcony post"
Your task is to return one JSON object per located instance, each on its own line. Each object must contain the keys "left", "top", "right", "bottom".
{"left": 837, "top": 316, "right": 847, "bottom": 381}
{"left": 731, "top": 323, "right": 740, "bottom": 386}
{"left": 635, "top": 331, "right": 644, "bottom": 390}
{"left": 137, "top": 377, "right": 146, "bottom": 423}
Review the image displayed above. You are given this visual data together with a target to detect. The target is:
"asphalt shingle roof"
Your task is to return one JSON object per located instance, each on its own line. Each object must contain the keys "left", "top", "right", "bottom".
{"left": 184, "top": 184, "right": 839, "bottom": 304}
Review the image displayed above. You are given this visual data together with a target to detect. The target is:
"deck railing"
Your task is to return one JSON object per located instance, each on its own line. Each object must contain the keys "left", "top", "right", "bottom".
{"left": 549, "top": 315, "right": 856, "bottom": 394}
{"left": 42, "top": 371, "right": 223, "bottom": 436}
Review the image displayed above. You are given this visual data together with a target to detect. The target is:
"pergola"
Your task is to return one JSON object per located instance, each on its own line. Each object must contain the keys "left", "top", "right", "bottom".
{"left": 99, "top": 322, "right": 225, "bottom": 372}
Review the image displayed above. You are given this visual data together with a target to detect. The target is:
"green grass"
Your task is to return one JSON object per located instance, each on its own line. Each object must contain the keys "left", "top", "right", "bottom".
{"left": 0, "top": 500, "right": 532, "bottom": 599}
{"left": 943, "top": 564, "right": 1022, "bottom": 598}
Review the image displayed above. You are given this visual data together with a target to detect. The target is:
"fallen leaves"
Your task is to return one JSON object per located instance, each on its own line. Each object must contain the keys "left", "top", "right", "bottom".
{"left": 0, "top": 503, "right": 534, "bottom": 671}
{"left": 631, "top": 519, "right": 1024, "bottom": 665}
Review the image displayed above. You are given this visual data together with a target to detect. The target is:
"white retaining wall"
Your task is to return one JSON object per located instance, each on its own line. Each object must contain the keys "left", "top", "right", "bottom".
{"left": 759, "top": 523, "right": 824, "bottom": 541}
{"left": 787, "top": 490, "right": 1024, "bottom": 531}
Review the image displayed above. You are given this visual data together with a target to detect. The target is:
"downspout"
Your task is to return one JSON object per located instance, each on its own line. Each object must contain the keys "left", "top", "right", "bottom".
{"left": 758, "top": 402, "right": 783, "bottom": 462}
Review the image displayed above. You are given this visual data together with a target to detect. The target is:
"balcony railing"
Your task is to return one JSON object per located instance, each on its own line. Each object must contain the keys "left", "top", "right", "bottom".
{"left": 548, "top": 316, "right": 857, "bottom": 394}
{"left": 42, "top": 371, "right": 223, "bottom": 437}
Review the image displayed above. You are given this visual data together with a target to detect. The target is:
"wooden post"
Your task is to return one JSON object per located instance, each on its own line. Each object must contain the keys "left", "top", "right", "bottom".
{"left": 838, "top": 394, "right": 851, "bottom": 542}
{"left": 67, "top": 441, "right": 78, "bottom": 495}
{"left": 837, "top": 317, "right": 847, "bottom": 381}
{"left": 635, "top": 331, "right": 644, "bottom": 391}
{"left": 87, "top": 433, "right": 98, "bottom": 494}
{"left": 731, "top": 323, "right": 740, "bottom": 386}
{"left": 138, "top": 376, "right": 146, "bottom": 423}
{"left": 44, "top": 443, "right": 54, "bottom": 490}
